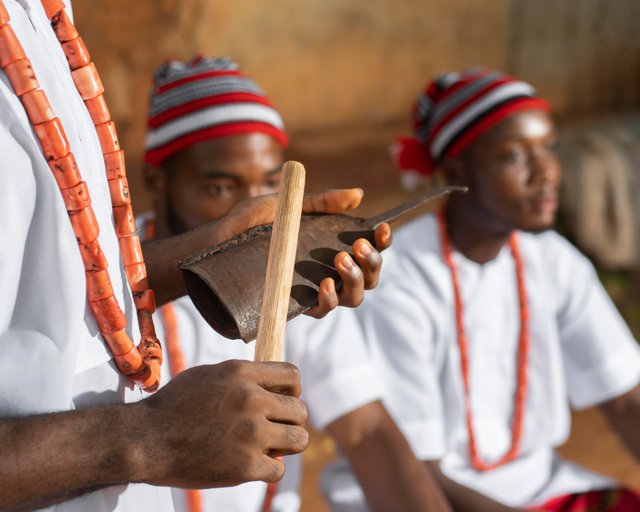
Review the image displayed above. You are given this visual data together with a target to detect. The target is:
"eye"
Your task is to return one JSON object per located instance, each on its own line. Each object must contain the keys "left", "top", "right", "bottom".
{"left": 205, "top": 183, "right": 233, "bottom": 195}
{"left": 500, "top": 147, "right": 528, "bottom": 165}
{"left": 264, "top": 178, "right": 281, "bottom": 190}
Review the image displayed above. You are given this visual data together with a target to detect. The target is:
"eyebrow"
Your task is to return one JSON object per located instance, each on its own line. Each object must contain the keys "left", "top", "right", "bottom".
{"left": 200, "top": 166, "right": 282, "bottom": 179}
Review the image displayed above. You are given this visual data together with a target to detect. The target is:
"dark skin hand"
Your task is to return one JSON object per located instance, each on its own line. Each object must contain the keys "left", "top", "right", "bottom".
{"left": 328, "top": 402, "right": 452, "bottom": 512}
{"left": 143, "top": 133, "right": 391, "bottom": 310}
{"left": 0, "top": 360, "right": 308, "bottom": 511}
{"left": 143, "top": 189, "right": 391, "bottom": 308}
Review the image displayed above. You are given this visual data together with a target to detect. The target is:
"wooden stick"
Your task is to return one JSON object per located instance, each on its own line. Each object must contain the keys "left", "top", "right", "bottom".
{"left": 254, "top": 161, "right": 306, "bottom": 362}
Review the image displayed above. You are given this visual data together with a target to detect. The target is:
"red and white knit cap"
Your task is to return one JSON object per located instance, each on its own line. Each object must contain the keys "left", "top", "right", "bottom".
{"left": 144, "top": 56, "right": 288, "bottom": 166}
{"left": 391, "top": 68, "right": 550, "bottom": 189}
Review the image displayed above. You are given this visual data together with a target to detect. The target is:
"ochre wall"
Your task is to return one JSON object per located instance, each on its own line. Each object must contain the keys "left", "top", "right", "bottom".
{"left": 73, "top": 1, "right": 508, "bottom": 174}
{"left": 72, "top": 0, "right": 640, "bottom": 209}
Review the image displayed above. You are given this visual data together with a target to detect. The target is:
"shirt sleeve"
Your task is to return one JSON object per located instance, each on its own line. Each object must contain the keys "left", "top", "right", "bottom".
{"left": 285, "top": 309, "right": 384, "bottom": 431}
{"left": 355, "top": 249, "right": 447, "bottom": 461}
{"left": 552, "top": 235, "right": 640, "bottom": 409}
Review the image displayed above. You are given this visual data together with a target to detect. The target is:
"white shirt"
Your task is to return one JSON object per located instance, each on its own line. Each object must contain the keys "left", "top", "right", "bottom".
{"left": 326, "top": 213, "right": 640, "bottom": 509}
{"left": 151, "top": 293, "right": 384, "bottom": 512}
{"left": 0, "top": 2, "right": 172, "bottom": 510}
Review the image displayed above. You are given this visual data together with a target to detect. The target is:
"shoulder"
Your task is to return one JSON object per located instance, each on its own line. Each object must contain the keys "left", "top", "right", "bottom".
{"left": 392, "top": 213, "right": 441, "bottom": 256}
{"left": 383, "top": 214, "right": 442, "bottom": 275}
{"left": 518, "top": 229, "right": 595, "bottom": 278}
{"left": 378, "top": 213, "right": 450, "bottom": 300}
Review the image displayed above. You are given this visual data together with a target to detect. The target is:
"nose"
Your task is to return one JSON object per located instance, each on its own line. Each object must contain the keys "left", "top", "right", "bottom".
{"left": 248, "top": 184, "right": 263, "bottom": 198}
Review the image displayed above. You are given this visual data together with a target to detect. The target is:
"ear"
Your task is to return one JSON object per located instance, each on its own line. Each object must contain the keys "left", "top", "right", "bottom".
{"left": 143, "top": 163, "right": 166, "bottom": 198}
{"left": 440, "top": 157, "right": 470, "bottom": 187}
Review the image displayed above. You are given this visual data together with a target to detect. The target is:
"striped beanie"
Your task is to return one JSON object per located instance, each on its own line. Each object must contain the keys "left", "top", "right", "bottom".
{"left": 390, "top": 68, "right": 550, "bottom": 187}
{"left": 144, "top": 56, "right": 288, "bottom": 166}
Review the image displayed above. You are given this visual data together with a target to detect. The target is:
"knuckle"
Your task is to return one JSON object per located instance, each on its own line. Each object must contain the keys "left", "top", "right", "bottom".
{"left": 297, "top": 426, "right": 310, "bottom": 450}
{"left": 222, "top": 358, "right": 245, "bottom": 377}
{"left": 244, "top": 453, "right": 267, "bottom": 482}
{"left": 265, "top": 459, "right": 285, "bottom": 483}
{"left": 365, "top": 275, "right": 379, "bottom": 290}
{"left": 281, "top": 362, "right": 301, "bottom": 383}
{"left": 299, "top": 399, "right": 309, "bottom": 423}
{"left": 285, "top": 425, "right": 309, "bottom": 452}
{"left": 237, "top": 386, "right": 260, "bottom": 409}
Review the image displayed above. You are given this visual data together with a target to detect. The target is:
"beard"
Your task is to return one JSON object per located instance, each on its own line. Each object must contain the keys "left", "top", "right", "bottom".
{"left": 165, "top": 186, "right": 190, "bottom": 236}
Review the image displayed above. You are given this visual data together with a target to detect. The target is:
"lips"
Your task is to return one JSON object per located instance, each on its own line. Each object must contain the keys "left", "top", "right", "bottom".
{"left": 530, "top": 193, "right": 558, "bottom": 215}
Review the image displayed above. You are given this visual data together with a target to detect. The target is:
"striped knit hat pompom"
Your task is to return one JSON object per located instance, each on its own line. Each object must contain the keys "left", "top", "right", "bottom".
{"left": 144, "top": 55, "right": 288, "bottom": 166}
{"left": 392, "top": 68, "right": 550, "bottom": 190}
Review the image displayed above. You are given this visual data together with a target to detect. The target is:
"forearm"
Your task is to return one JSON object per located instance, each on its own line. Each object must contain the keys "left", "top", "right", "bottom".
{"left": 425, "top": 461, "right": 519, "bottom": 512}
{"left": 142, "top": 222, "right": 220, "bottom": 306}
{"left": 601, "top": 384, "right": 640, "bottom": 461}
{"left": 328, "top": 402, "right": 451, "bottom": 512}
{"left": 0, "top": 403, "right": 144, "bottom": 511}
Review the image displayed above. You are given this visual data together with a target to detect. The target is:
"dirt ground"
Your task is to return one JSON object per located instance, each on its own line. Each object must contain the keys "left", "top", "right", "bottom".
{"left": 285, "top": 125, "right": 640, "bottom": 510}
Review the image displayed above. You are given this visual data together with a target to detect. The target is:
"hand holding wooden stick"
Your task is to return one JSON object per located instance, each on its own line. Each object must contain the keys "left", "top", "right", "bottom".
{"left": 254, "top": 161, "right": 306, "bottom": 362}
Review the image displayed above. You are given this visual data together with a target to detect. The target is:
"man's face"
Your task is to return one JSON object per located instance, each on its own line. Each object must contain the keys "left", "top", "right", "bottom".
{"left": 456, "top": 109, "right": 560, "bottom": 233}
{"left": 161, "top": 133, "right": 284, "bottom": 234}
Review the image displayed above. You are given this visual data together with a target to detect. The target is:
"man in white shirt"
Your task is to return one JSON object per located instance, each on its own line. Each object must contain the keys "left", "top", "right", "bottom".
{"left": 141, "top": 55, "right": 451, "bottom": 512}
{"left": 0, "top": 2, "right": 387, "bottom": 510}
{"left": 324, "top": 68, "right": 640, "bottom": 511}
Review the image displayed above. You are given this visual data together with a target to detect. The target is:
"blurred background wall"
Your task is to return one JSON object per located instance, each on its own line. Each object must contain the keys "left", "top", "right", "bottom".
{"left": 73, "top": 0, "right": 640, "bottom": 209}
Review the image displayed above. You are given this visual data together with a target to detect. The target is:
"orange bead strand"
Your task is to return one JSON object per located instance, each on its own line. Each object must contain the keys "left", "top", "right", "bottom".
{"left": 0, "top": 1, "right": 162, "bottom": 391}
{"left": 5, "top": 58, "right": 38, "bottom": 95}
{"left": 438, "top": 206, "right": 530, "bottom": 472}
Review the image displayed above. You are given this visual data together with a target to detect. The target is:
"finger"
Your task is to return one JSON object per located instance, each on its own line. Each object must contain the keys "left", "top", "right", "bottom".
{"left": 263, "top": 424, "right": 310, "bottom": 459}
{"left": 249, "top": 362, "right": 303, "bottom": 398}
{"left": 215, "top": 194, "right": 278, "bottom": 242}
{"left": 217, "top": 189, "right": 364, "bottom": 244}
{"left": 374, "top": 222, "right": 392, "bottom": 251}
{"left": 302, "top": 189, "right": 363, "bottom": 214}
{"left": 334, "top": 252, "right": 364, "bottom": 307}
{"left": 304, "top": 278, "right": 339, "bottom": 319}
{"left": 263, "top": 392, "right": 308, "bottom": 426}
{"left": 352, "top": 238, "right": 383, "bottom": 289}
{"left": 259, "top": 454, "right": 286, "bottom": 484}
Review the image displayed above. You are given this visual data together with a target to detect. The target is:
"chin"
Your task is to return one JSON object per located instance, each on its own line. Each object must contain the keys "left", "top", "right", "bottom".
{"left": 518, "top": 214, "right": 556, "bottom": 234}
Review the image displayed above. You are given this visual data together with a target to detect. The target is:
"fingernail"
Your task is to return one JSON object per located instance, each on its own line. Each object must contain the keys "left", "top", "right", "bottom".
{"left": 341, "top": 255, "right": 354, "bottom": 270}
{"left": 325, "top": 279, "right": 335, "bottom": 294}
{"left": 358, "top": 242, "right": 372, "bottom": 258}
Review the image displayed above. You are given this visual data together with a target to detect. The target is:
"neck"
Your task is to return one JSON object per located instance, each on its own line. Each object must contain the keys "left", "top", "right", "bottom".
{"left": 444, "top": 198, "right": 512, "bottom": 264}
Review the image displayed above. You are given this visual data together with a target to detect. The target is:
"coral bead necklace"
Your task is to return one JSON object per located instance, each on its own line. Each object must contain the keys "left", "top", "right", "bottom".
{"left": 437, "top": 205, "right": 530, "bottom": 471}
{"left": 0, "top": 0, "right": 162, "bottom": 391}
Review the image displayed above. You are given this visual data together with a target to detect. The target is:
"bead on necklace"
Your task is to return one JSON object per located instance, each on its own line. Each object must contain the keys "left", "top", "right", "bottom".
{"left": 0, "top": 0, "right": 162, "bottom": 391}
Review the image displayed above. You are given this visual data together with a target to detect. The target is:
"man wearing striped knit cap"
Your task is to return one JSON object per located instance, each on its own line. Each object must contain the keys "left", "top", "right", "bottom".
{"left": 322, "top": 68, "right": 640, "bottom": 511}
{"left": 140, "top": 56, "right": 449, "bottom": 512}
